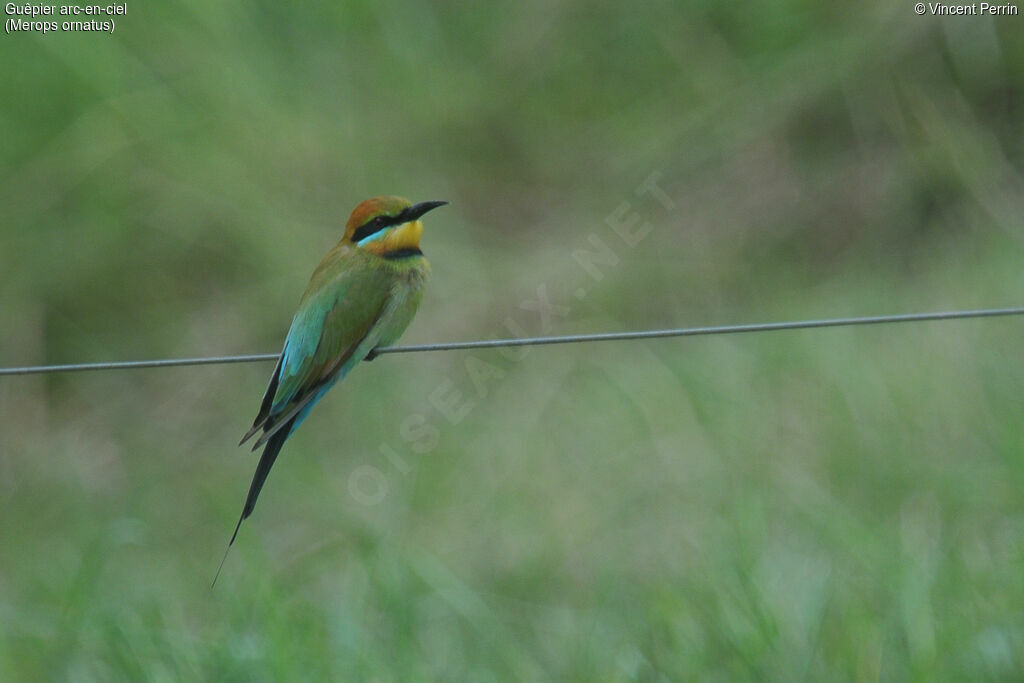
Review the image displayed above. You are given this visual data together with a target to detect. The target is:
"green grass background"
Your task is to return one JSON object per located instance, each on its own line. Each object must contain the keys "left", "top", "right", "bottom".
{"left": 2, "top": 1, "right": 1023, "bottom": 679}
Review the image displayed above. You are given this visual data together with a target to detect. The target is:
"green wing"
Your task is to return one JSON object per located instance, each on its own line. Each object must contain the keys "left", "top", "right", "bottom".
{"left": 241, "top": 251, "right": 399, "bottom": 447}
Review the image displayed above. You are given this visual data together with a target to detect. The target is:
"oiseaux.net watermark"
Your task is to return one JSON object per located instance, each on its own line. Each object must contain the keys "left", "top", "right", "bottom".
{"left": 347, "top": 171, "right": 677, "bottom": 506}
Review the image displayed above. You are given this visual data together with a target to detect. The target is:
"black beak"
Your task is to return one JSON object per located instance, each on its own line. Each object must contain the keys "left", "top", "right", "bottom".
{"left": 405, "top": 200, "right": 449, "bottom": 222}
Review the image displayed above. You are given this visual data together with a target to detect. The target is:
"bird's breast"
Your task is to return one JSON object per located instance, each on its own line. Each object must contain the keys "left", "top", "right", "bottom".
{"left": 375, "top": 250, "right": 428, "bottom": 298}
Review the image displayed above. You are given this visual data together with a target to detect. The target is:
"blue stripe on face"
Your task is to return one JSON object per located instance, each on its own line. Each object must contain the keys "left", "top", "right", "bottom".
{"left": 356, "top": 226, "right": 393, "bottom": 247}
{"left": 354, "top": 224, "right": 397, "bottom": 248}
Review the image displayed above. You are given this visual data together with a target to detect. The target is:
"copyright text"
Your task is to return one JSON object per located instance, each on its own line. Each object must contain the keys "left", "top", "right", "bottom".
{"left": 914, "top": 2, "right": 1019, "bottom": 14}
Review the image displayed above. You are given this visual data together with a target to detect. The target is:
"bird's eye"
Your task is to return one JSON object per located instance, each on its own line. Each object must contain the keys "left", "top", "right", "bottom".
{"left": 352, "top": 214, "right": 393, "bottom": 243}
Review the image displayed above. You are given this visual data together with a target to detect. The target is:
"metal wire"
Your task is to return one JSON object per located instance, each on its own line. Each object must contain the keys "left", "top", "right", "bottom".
{"left": 1, "top": 306, "right": 1022, "bottom": 376}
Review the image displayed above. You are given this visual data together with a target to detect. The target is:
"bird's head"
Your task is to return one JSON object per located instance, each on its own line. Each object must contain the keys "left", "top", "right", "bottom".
{"left": 344, "top": 196, "right": 448, "bottom": 257}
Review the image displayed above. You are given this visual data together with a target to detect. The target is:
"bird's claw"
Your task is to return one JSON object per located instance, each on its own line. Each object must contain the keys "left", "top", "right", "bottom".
{"left": 365, "top": 348, "right": 379, "bottom": 361}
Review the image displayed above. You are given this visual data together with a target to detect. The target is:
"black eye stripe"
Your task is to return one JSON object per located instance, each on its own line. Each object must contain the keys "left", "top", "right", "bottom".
{"left": 351, "top": 211, "right": 406, "bottom": 243}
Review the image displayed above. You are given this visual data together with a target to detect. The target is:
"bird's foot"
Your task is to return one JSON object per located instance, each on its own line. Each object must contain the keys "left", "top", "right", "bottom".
{"left": 365, "top": 348, "right": 379, "bottom": 361}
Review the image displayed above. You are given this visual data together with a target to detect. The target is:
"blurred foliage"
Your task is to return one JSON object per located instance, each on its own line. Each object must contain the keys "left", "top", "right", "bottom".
{"left": 1, "top": 0, "right": 1023, "bottom": 679}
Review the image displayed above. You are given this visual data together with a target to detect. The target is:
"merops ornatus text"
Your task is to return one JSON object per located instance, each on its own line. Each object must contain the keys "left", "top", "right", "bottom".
{"left": 215, "top": 196, "right": 447, "bottom": 584}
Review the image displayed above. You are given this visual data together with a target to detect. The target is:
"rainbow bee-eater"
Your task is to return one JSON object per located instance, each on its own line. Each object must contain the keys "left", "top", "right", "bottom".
{"left": 217, "top": 196, "right": 447, "bottom": 578}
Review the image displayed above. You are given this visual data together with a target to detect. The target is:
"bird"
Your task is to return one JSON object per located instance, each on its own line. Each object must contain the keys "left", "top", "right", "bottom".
{"left": 214, "top": 195, "right": 447, "bottom": 584}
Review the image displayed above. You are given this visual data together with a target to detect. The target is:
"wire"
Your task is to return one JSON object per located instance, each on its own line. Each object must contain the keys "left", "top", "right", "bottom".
{"left": 1, "top": 306, "right": 1022, "bottom": 377}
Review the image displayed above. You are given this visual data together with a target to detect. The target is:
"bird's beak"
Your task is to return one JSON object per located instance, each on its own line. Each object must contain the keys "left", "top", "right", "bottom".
{"left": 405, "top": 200, "right": 449, "bottom": 222}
